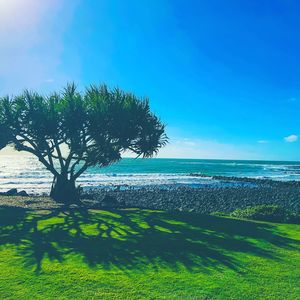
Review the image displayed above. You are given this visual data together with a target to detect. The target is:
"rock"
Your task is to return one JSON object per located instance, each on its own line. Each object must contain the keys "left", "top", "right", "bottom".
{"left": 18, "top": 190, "right": 29, "bottom": 197}
{"left": 101, "top": 195, "right": 119, "bottom": 208}
{"left": 118, "top": 200, "right": 126, "bottom": 207}
{"left": 76, "top": 180, "right": 300, "bottom": 214}
{"left": 6, "top": 188, "right": 18, "bottom": 196}
{"left": 81, "top": 193, "right": 94, "bottom": 200}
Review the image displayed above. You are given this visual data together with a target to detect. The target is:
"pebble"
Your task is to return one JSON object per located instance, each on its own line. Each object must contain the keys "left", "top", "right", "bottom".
{"left": 84, "top": 179, "right": 300, "bottom": 213}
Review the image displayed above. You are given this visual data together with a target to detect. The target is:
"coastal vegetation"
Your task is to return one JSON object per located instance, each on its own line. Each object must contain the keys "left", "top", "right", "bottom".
{"left": 230, "top": 204, "right": 300, "bottom": 224}
{"left": 0, "top": 84, "right": 167, "bottom": 203}
{"left": 0, "top": 206, "right": 299, "bottom": 299}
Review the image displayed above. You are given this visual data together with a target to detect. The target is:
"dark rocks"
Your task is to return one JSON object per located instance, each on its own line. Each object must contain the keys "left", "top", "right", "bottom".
{"left": 18, "top": 190, "right": 29, "bottom": 197}
{"left": 84, "top": 182, "right": 300, "bottom": 214}
{"left": 2, "top": 177, "right": 300, "bottom": 214}
{"left": 189, "top": 173, "right": 300, "bottom": 188}
{"left": 101, "top": 195, "right": 120, "bottom": 208}
{"left": 3, "top": 189, "right": 29, "bottom": 197}
{"left": 6, "top": 188, "right": 18, "bottom": 196}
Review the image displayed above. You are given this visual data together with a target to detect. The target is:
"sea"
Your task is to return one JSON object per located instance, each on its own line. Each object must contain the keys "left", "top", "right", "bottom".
{"left": 0, "top": 155, "right": 299, "bottom": 194}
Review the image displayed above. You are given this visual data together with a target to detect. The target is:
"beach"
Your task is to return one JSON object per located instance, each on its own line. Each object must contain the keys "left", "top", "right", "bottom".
{"left": 0, "top": 156, "right": 299, "bottom": 213}
{"left": 1, "top": 176, "right": 299, "bottom": 214}
{"left": 87, "top": 178, "right": 300, "bottom": 213}
{"left": 1, "top": 156, "right": 300, "bottom": 192}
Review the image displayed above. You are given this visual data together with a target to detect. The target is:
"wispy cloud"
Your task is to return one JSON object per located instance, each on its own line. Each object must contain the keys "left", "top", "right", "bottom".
{"left": 284, "top": 134, "right": 298, "bottom": 143}
{"left": 287, "top": 97, "right": 297, "bottom": 103}
{"left": 44, "top": 79, "right": 55, "bottom": 83}
{"left": 258, "top": 140, "right": 269, "bottom": 144}
{"left": 154, "top": 137, "right": 262, "bottom": 160}
{"left": 180, "top": 138, "right": 197, "bottom": 146}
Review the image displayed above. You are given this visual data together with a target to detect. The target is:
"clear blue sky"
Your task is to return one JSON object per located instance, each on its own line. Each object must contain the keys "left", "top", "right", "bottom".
{"left": 0, "top": 0, "right": 300, "bottom": 160}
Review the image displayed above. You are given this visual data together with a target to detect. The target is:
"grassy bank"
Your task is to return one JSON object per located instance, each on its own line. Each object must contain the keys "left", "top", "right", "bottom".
{"left": 0, "top": 207, "right": 299, "bottom": 299}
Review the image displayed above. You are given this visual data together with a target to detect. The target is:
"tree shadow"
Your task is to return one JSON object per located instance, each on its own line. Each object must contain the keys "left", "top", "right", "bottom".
{"left": 0, "top": 206, "right": 299, "bottom": 274}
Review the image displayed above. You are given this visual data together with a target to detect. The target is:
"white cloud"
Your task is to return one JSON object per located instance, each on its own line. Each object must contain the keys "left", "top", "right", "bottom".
{"left": 44, "top": 79, "right": 55, "bottom": 83}
{"left": 284, "top": 134, "right": 298, "bottom": 143}
{"left": 181, "top": 138, "right": 197, "bottom": 146}
{"left": 258, "top": 140, "right": 269, "bottom": 144}
{"left": 153, "top": 137, "right": 262, "bottom": 160}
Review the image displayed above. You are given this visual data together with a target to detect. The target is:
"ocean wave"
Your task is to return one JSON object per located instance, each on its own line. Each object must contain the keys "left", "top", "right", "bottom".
{"left": 0, "top": 156, "right": 300, "bottom": 194}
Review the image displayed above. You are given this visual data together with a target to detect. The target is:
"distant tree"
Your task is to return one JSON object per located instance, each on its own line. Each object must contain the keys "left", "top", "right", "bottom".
{"left": 0, "top": 84, "right": 167, "bottom": 203}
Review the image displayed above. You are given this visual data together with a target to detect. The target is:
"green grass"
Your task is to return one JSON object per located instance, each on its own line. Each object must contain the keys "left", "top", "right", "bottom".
{"left": 0, "top": 207, "right": 299, "bottom": 299}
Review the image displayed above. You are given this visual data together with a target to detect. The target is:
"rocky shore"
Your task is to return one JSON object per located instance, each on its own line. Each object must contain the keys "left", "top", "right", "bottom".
{"left": 85, "top": 183, "right": 300, "bottom": 213}
{"left": 0, "top": 176, "right": 299, "bottom": 213}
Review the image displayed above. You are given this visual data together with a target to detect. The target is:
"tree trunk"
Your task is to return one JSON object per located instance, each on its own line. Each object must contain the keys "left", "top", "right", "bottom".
{"left": 50, "top": 175, "right": 80, "bottom": 204}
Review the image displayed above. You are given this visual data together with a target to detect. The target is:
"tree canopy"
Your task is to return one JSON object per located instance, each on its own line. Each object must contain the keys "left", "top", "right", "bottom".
{"left": 0, "top": 84, "right": 167, "bottom": 202}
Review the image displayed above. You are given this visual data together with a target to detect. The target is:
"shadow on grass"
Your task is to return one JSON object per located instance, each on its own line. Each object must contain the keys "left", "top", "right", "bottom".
{"left": 0, "top": 206, "right": 299, "bottom": 274}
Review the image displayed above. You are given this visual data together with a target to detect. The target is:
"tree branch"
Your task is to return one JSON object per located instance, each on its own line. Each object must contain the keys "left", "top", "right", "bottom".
{"left": 53, "top": 137, "right": 65, "bottom": 171}
{"left": 13, "top": 136, "right": 59, "bottom": 176}
{"left": 72, "top": 162, "right": 88, "bottom": 180}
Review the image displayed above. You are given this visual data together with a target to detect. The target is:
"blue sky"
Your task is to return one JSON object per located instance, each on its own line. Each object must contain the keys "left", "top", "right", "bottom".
{"left": 0, "top": 0, "right": 300, "bottom": 160}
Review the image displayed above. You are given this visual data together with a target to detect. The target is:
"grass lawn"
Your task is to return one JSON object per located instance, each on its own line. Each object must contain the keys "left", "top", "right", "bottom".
{"left": 0, "top": 207, "right": 299, "bottom": 299}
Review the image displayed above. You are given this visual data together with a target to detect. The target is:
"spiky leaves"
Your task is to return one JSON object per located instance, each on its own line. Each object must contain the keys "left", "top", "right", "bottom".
{"left": 0, "top": 84, "right": 167, "bottom": 201}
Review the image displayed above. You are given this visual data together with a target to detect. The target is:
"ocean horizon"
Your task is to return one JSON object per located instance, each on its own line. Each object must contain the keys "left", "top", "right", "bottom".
{"left": 1, "top": 155, "right": 300, "bottom": 194}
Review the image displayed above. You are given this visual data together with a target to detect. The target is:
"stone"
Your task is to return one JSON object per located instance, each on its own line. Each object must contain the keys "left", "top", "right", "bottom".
{"left": 6, "top": 188, "right": 18, "bottom": 196}
{"left": 18, "top": 190, "right": 29, "bottom": 197}
{"left": 102, "top": 195, "right": 119, "bottom": 208}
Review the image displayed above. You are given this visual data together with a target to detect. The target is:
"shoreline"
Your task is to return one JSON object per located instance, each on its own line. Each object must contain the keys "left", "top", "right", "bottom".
{"left": 0, "top": 175, "right": 299, "bottom": 213}
{"left": 85, "top": 183, "right": 300, "bottom": 213}
{"left": 1, "top": 166, "right": 300, "bottom": 194}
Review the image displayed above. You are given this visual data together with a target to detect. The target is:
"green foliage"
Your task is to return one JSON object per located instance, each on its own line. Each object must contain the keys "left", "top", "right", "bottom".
{"left": 0, "top": 84, "right": 167, "bottom": 201}
{"left": 0, "top": 207, "right": 299, "bottom": 299}
{"left": 0, "top": 123, "right": 10, "bottom": 150}
{"left": 231, "top": 205, "right": 300, "bottom": 224}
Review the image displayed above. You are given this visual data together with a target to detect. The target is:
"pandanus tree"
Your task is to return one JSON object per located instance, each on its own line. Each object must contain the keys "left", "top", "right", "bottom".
{"left": 0, "top": 84, "right": 167, "bottom": 203}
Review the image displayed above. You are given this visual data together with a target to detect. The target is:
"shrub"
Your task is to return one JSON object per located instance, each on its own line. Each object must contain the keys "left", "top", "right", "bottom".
{"left": 230, "top": 205, "right": 300, "bottom": 224}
